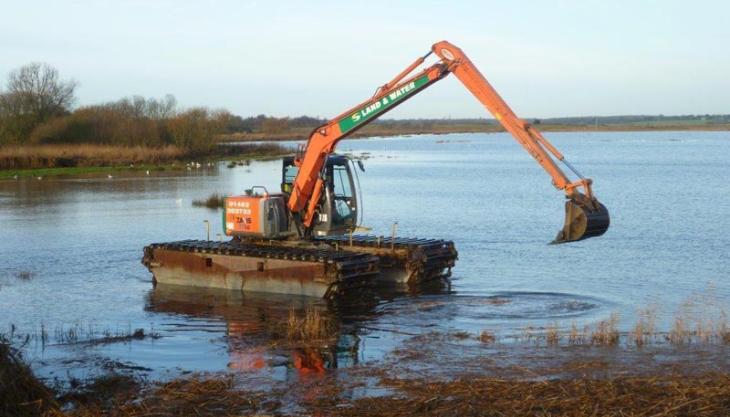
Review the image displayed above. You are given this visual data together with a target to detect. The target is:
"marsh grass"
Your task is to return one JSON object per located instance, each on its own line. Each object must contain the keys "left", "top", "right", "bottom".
{"left": 695, "top": 318, "right": 715, "bottom": 344}
{"left": 568, "top": 321, "right": 589, "bottom": 345}
{"left": 334, "top": 373, "right": 730, "bottom": 417}
{"left": 15, "top": 271, "right": 33, "bottom": 281}
{"left": 286, "top": 308, "right": 337, "bottom": 344}
{"left": 192, "top": 193, "right": 225, "bottom": 209}
{"left": 450, "top": 331, "right": 471, "bottom": 340}
{"left": 0, "top": 142, "right": 291, "bottom": 175}
{"left": 630, "top": 307, "right": 657, "bottom": 347}
{"left": 51, "top": 324, "right": 152, "bottom": 346}
{"left": 5, "top": 322, "right": 157, "bottom": 349}
{"left": 718, "top": 313, "right": 730, "bottom": 344}
{"left": 590, "top": 313, "right": 620, "bottom": 346}
{"left": 545, "top": 323, "right": 560, "bottom": 346}
{"left": 0, "top": 145, "right": 185, "bottom": 170}
{"left": 0, "top": 336, "right": 57, "bottom": 417}
{"left": 520, "top": 325, "right": 536, "bottom": 344}
{"left": 501, "top": 305, "right": 730, "bottom": 348}
{"left": 478, "top": 330, "right": 496, "bottom": 344}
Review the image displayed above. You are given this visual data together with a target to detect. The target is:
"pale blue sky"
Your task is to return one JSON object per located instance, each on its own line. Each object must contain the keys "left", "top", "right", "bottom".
{"left": 2, "top": 0, "right": 728, "bottom": 118}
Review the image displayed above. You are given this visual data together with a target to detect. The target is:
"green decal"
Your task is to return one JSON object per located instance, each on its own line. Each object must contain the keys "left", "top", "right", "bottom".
{"left": 338, "top": 74, "right": 430, "bottom": 134}
{"left": 222, "top": 198, "right": 227, "bottom": 234}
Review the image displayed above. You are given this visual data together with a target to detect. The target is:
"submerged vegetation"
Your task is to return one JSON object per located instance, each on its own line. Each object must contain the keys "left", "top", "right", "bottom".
{"left": 4, "top": 335, "right": 730, "bottom": 417}
{"left": 474, "top": 309, "right": 730, "bottom": 348}
{"left": 286, "top": 307, "right": 338, "bottom": 343}
{"left": 15, "top": 270, "right": 33, "bottom": 281}
{"left": 3, "top": 299, "right": 730, "bottom": 416}
{"left": 192, "top": 193, "right": 226, "bottom": 209}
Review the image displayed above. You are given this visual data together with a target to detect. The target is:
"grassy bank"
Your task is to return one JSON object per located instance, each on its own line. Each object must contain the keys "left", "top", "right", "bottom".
{"left": 0, "top": 143, "right": 292, "bottom": 179}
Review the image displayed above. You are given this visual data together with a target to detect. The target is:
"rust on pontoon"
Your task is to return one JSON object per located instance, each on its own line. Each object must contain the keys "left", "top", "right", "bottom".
{"left": 315, "top": 235, "right": 457, "bottom": 287}
{"left": 142, "top": 240, "right": 379, "bottom": 299}
{"left": 141, "top": 236, "right": 458, "bottom": 299}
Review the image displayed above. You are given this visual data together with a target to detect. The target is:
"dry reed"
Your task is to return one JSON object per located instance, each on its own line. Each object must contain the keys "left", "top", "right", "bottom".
{"left": 60, "top": 376, "right": 269, "bottom": 417}
{"left": 590, "top": 313, "right": 620, "bottom": 346}
{"left": 15, "top": 270, "right": 33, "bottom": 280}
{"left": 0, "top": 338, "right": 57, "bottom": 417}
{"left": 567, "top": 321, "right": 588, "bottom": 345}
{"left": 719, "top": 312, "right": 730, "bottom": 344}
{"left": 478, "top": 330, "right": 496, "bottom": 344}
{"left": 192, "top": 193, "right": 225, "bottom": 209}
{"left": 315, "top": 373, "right": 730, "bottom": 417}
{"left": 630, "top": 307, "right": 657, "bottom": 347}
{"left": 545, "top": 323, "right": 560, "bottom": 346}
{"left": 0, "top": 145, "right": 185, "bottom": 170}
{"left": 286, "top": 307, "right": 337, "bottom": 343}
{"left": 668, "top": 316, "right": 691, "bottom": 345}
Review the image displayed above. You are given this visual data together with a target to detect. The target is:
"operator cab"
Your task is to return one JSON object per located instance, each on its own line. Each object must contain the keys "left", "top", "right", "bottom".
{"left": 282, "top": 154, "right": 360, "bottom": 237}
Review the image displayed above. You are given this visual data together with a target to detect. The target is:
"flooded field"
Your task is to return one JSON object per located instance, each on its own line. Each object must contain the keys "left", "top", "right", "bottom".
{"left": 1, "top": 131, "right": 730, "bottom": 391}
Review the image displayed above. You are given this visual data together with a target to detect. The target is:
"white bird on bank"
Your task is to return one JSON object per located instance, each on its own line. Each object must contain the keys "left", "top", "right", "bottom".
{"left": 145, "top": 170, "right": 150, "bottom": 175}
{"left": 36, "top": 176, "right": 42, "bottom": 180}
{"left": 13, "top": 175, "right": 18, "bottom": 180}
{"left": 107, "top": 174, "right": 113, "bottom": 179}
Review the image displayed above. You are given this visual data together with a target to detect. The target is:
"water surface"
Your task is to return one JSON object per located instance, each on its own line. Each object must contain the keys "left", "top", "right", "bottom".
{"left": 1, "top": 131, "right": 729, "bottom": 382}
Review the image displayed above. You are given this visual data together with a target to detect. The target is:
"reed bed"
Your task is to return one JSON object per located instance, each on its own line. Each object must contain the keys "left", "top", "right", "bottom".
{"left": 3, "top": 322, "right": 156, "bottom": 349}
{"left": 48, "top": 372, "right": 730, "bottom": 417}
{"left": 313, "top": 373, "right": 730, "bottom": 417}
{"left": 482, "top": 310, "right": 730, "bottom": 347}
{"left": 61, "top": 376, "right": 272, "bottom": 417}
{"left": 590, "top": 313, "right": 620, "bottom": 346}
{"left": 0, "top": 142, "right": 291, "bottom": 171}
{"left": 478, "top": 330, "right": 496, "bottom": 344}
{"left": 0, "top": 338, "right": 57, "bottom": 417}
{"left": 286, "top": 307, "right": 338, "bottom": 343}
{"left": 0, "top": 144, "right": 186, "bottom": 170}
{"left": 15, "top": 270, "right": 33, "bottom": 280}
{"left": 192, "top": 192, "right": 226, "bottom": 209}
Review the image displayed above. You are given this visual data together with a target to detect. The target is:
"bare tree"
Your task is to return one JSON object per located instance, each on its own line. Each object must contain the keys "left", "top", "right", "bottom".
{"left": 6, "top": 62, "right": 77, "bottom": 122}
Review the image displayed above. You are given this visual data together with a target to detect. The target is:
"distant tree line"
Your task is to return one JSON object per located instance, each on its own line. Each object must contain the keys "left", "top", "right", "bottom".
{"left": 224, "top": 114, "right": 327, "bottom": 134}
{"left": 0, "top": 63, "right": 231, "bottom": 154}
{"left": 2, "top": 62, "right": 728, "bottom": 150}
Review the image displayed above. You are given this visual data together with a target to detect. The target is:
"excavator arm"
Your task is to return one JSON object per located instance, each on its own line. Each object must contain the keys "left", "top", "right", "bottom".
{"left": 288, "top": 41, "right": 609, "bottom": 243}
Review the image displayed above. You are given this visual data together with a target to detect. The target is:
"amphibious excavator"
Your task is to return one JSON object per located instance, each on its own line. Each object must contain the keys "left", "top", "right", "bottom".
{"left": 143, "top": 41, "right": 610, "bottom": 299}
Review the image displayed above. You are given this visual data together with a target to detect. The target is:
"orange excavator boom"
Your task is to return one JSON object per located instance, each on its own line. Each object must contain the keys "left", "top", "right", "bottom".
{"left": 287, "top": 41, "right": 609, "bottom": 243}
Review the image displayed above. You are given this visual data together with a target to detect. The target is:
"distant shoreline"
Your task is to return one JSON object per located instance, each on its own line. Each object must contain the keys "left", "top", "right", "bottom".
{"left": 0, "top": 143, "right": 291, "bottom": 179}
{"left": 1, "top": 125, "right": 727, "bottom": 179}
{"left": 220, "top": 122, "right": 730, "bottom": 142}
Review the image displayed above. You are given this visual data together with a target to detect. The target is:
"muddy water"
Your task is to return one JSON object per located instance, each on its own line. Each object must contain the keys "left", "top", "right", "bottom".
{"left": 1, "top": 131, "right": 729, "bottom": 383}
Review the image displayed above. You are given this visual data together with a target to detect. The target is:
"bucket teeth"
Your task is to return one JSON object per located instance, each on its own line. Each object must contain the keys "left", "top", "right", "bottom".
{"left": 553, "top": 199, "right": 610, "bottom": 243}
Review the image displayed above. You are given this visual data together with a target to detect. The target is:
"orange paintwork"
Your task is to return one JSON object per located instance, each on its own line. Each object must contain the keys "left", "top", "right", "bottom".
{"left": 224, "top": 195, "right": 263, "bottom": 236}
{"left": 292, "top": 349, "right": 326, "bottom": 374}
{"left": 288, "top": 41, "right": 599, "bottom": 229}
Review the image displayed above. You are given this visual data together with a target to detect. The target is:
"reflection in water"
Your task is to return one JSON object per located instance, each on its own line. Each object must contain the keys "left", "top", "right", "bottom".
{"left": 144, "top": 283, "right": 608, "bottom": 379}
{"left": 145, "top": 284, "right": 378, "bottom": 375}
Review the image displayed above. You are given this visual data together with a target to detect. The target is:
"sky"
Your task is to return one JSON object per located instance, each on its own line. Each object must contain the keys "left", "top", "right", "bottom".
{"left": 1, "top": 0, "right": 729, "bottom": 119}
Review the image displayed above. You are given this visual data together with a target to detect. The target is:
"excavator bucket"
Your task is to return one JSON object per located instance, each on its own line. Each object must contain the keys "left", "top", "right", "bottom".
{"left": 553, "top": 199, "right": 610, "bottom": 243}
